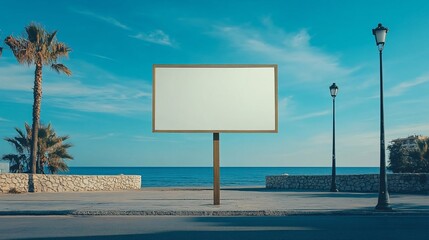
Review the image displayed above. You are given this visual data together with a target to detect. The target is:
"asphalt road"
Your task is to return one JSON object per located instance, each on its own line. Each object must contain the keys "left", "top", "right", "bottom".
{"left": 1, "top": 215, "right": 428, "bottom": 240}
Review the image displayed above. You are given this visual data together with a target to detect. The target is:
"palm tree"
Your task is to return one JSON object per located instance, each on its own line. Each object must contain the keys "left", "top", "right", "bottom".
{"left": 4, "top": 22, "right": 72, "bottom": 173}
{"left": 2, "top": 123, "right": 73, "bottom": 174}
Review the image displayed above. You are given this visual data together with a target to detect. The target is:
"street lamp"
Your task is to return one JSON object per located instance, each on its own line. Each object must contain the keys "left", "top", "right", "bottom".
{"left": 329, "top": 83, "right": 339, "bottom": 192}
{"left": 373, "top": 23, "right": 392, "bottom": 211}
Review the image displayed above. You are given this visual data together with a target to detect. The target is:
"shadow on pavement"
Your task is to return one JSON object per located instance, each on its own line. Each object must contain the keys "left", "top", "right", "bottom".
{"left": 26, "top": 215, "right": 429, "bottom": 240}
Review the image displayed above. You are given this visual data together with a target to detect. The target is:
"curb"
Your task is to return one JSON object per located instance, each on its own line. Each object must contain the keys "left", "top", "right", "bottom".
{"left": 1, "top": 209, "right": 429, "bottom": 216}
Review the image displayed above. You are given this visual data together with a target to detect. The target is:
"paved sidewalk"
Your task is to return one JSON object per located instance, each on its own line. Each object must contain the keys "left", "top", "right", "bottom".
{"left": 0, "top": 187, "right": 428, "bottom": 216}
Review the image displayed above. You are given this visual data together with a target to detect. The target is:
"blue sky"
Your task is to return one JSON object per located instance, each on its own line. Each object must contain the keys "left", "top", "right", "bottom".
{"left": 1, "top": 0, "right": 428, "bottom": 167}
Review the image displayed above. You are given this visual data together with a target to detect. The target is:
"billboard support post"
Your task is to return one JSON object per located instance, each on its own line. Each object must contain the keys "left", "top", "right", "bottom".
{"left": 213, "top": 132, "right": 220, "bottom": 205}
{"left": 153, "top": 64, "right": 278, "bottom": 206}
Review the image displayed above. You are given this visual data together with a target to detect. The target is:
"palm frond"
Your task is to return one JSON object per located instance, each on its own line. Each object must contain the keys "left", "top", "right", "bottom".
{"left": 14, "top": 127, "right": 26, "bottom": 139}
{"left": 4, "top": 137, "right": 24, "bottom": 154}
{"left": 9, "top": 164, "right": 22, "bottom": 173}
{"left": 60, "top": 135, "right": 71, "bottom": 141}
{"left": 45, "top": 140, "right": 62, "bottom": 153}
{"left": 47, "top": 31, "right": 57, "bottom": 47}
{"left": 2, "top": 153, "right": 19, "bottom": 161}
{"left": 61, "top": 143, "right": 73, "bottom": 149}
{"left": 38, "top": 126, "right": 48, "bottom": 139}
{"left": 50, "top": 42, "right": 70, "bottom": 59}
{"left": 16, "top": 137, "right": 30, "bottom": 150}
{"left": 51, "top": 148, "right": 74, "bottom": 160}
{"left": 4, "top": 36, "right": 35, "bottom": 65}
{"left": 62, "top": 153, "right": 73, "bottom": 160}
{"left": 2, "top": 154, "right": 27, "bottom": 173}
{"left": 24, "top": 122, "right": 32, "bottom": 136}
{"left": 14, "top": 126, "right": 31, "bottom": 151}
{"left": 51, "top": 63, "right": 72, "bottom": 75}
{"left": 25, "top": 24, "right": 38, "bottom": 43}
{"left": 4, "top": 36, "right": 24, "bottom": 53}
{"left": 47, "top": 158, "right": 69, "bottom": 174}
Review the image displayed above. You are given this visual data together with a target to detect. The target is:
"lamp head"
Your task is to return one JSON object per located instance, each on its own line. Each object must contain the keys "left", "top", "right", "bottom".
{"left": 330, "top": 83, "right": 338, "bottom": 98}
{"left": 372, "top": 23, "right": 388, "bottom": 51}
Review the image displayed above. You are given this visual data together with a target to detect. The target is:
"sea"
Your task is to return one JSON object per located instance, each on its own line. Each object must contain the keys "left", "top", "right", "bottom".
{"left": 62, "top": 167, "right": 381, "bottom": 188}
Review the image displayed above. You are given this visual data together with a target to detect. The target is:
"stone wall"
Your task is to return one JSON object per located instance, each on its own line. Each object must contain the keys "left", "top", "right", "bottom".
{"left": 0, "top": 173, "right": 141, "bottom": 193}
{"left": 266, "top": 174, "right": 429, "bottom": 194}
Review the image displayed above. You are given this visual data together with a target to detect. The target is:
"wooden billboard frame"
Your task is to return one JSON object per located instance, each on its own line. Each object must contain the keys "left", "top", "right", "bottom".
{"left": 152, "top": 64, "right": 278, "bottom": 133}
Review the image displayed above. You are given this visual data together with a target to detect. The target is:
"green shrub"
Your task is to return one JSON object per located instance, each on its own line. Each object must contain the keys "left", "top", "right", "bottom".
{"left": 388, "top": 138, "right": 429, "bottom": 173}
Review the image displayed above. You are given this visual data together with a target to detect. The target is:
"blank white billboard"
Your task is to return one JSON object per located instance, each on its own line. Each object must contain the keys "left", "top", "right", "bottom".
{"left": 153, "top": 64, "right": 278, "bottom": 132}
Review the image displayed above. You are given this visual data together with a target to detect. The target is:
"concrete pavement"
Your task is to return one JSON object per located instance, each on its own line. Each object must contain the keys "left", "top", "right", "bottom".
{"left": 0, "top": 187, "right": 428, "bottom": 216}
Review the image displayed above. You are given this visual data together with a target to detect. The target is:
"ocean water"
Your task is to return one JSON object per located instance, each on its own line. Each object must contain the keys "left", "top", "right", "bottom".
{"left": 62, "top": 167, "right": 380, "bottom": 188}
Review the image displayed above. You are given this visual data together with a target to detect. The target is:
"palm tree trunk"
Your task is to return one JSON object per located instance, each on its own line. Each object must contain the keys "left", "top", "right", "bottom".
{"left": 30, "top": 62, "right": 43, "bottom": 174}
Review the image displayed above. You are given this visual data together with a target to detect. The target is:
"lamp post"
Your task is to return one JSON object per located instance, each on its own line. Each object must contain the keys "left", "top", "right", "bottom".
{"left": 373, "top": 23, "right": 392, "bottom": 211}
{"left": 329, "top": 83, "right": 339, "bottom": 192}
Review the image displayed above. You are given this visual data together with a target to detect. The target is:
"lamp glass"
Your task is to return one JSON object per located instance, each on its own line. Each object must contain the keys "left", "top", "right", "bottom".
{"left": 330, "top": 83, "right": 338, "bottom": 97}
{"left": 374, "top": 30, "right": 387, "bottom": 45}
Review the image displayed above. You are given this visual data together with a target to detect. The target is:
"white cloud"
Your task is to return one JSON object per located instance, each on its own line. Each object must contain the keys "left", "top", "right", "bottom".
{"left": 0, "top": 64, "right": 34, "bottom": 92}
{"left": 278, "top": 96, "right": 293, "bottom": 118}
{"left": 72, "top": 9, "right": 131, "bottom": 30}
{"left": 71, "top": 8, "right": 175, "bottom": 47}
{"left": 386, "top": 74, "right": 429, "bottom": 97}
{"left": 290, "top": 29, "right": 311, "bottom": 48}
{"left": 45, "top": 80, "right": 152, "bottom": 114}
{"left": 0, "top": 63, "right": 152, "bottom": 115}
{"left": 308, "top": 132, "right": 331, "bottom": 145}
{"left": 212, "top": 22, "right": 357, "bottom": 82}
{"left": 0, "top": 117, "right": 10, "bottom": 122}
{"left": 130, "top": 30, "right": 174, "bottom": 46}
{"left": 133, "top": 135, "right": 158, "bottom": 142}
{"left": 278, "top": 96, "right": 291, "bottom": 110}
{"left": 290, "top": 110, "right": 330, "bottom": 121}
{"left": 88, "top": 133, "right": 117, "bottom": 140}
{"left": 86, "top": 53, "right": 116, "bottom": 62}
{"left": 387, "top": 122, "right": 429, "bottom": 138}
